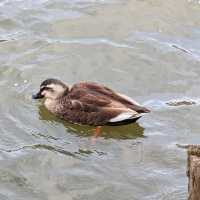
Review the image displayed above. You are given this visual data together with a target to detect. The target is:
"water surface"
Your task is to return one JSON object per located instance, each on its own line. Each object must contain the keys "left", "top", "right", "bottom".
{"left": 1, "top": 0, "right": 200, "bottom": 199}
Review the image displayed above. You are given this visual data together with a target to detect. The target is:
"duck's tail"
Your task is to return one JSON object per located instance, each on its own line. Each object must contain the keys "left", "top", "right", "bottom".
{"left": 106, "top": 112, "right": 143, "bottom": 126}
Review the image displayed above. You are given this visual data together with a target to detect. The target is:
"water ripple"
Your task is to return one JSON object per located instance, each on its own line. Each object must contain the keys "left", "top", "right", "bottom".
{"left": 45, "top": 37, "right": 134, "bottom": 48}
{"left": 0, "top": 144, "right": 80, "bottom": 158}
{"left": 129, "top": 31, "right": 200, "bottom": 61}
{"left": 144, "top": 97, "right": 199, "bottom": 111}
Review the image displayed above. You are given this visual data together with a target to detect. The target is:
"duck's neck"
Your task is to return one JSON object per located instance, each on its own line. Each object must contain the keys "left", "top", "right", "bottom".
{"left": 44, "top": 98, "right": 58, "bottom": 113}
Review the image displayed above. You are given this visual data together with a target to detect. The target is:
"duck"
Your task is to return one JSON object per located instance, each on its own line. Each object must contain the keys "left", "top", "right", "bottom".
{"left": 32, "top": 78, "right": 150, "bottom": 127}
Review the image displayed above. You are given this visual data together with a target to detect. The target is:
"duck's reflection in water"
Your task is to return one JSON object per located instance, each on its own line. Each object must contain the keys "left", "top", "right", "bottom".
{"left": 38, "top": 105, "right": 145, "bottom": 140}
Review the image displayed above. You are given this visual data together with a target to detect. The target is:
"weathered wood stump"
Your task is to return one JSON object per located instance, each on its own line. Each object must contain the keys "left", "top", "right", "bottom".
{"left": 187, "top": 145, "right": 200, "bottom": 200}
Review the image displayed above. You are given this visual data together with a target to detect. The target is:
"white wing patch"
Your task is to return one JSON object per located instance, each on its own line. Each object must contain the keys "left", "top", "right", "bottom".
{"left": 117, "top": 93, "right": 141, "bottom": 106}
{"left": 109, "top": 112, "right": 139, "bottom": 122}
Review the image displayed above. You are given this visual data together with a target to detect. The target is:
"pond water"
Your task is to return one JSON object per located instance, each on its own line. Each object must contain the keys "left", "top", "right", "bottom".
{"left": 1, "top": 0, "right": 200, "bottom": 199}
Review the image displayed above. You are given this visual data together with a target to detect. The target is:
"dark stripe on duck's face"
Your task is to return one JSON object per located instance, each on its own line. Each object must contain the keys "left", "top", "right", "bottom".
{"left": 32, "top": 87, "right": 53, "bottom": 99}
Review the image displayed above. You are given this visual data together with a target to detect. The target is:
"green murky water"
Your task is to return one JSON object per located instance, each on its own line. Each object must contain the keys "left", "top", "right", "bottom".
{"left": 1, "top": 0, "right": 200, "bottom": 199}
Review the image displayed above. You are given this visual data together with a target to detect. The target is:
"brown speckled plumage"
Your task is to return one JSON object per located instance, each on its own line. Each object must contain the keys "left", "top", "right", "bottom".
{"left": 33, "top": 79, "right": 150, "bottom": 126}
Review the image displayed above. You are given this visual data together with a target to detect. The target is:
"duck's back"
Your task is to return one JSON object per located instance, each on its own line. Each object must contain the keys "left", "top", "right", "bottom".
{"left": 69, "top": 82, "right": 150, "bottom": 113}
{"left": 49, "top": 82, "right": 149, "bottom": 126}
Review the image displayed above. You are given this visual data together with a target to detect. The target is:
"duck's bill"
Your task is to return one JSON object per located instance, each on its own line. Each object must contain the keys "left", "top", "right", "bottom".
{"left": 32, "top": 91, "right": 44, "bottom": 99}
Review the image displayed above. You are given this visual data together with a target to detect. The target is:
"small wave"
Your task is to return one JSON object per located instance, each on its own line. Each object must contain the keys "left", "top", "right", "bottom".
{"left": 143, "top": 99, "right": 167, "bottom": 110}
{"left": 45, "top": 37, "right": 134, "bottom": 49}
{"left": 129, "top": 31, "right": 200, "bottom": 61}
{"left": 0, "top": 144, "right": 79, "bottom": 158}
{"left": 166, "top": 99, "right": 196, "bottom": 106}
{"left": 0, "top": 144, "right": 107, "bottom": 159}
{"left": 144, "top": 98, "right": 198, "bottom": 111}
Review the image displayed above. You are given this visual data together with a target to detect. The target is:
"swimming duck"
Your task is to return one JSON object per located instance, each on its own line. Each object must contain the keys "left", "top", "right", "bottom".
{"left": 33, "top": 78, "right": 150, "bottom": 127}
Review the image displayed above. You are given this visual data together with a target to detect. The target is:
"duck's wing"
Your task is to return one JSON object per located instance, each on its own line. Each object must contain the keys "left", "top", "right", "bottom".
{"left": 71, "top": 82, "right": 150, "bottom": 113}
{"left": 58, "top": 96, "right": 140, "bottom": 126}
{"left": 59, "top": 88, "right": 141, "bottom": 126}
{"left": 68, "top": 87, "right": 112, "bottom": 107}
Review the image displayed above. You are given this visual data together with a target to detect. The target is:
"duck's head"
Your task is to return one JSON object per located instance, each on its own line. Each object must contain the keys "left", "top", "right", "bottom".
{"left": 32, "top": 78, "right": 69, "bottom": 100}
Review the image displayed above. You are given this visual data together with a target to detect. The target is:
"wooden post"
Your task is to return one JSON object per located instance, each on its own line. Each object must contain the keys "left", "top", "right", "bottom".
{"left": 187, "top": 145, "right": 200, "bottom": 200}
